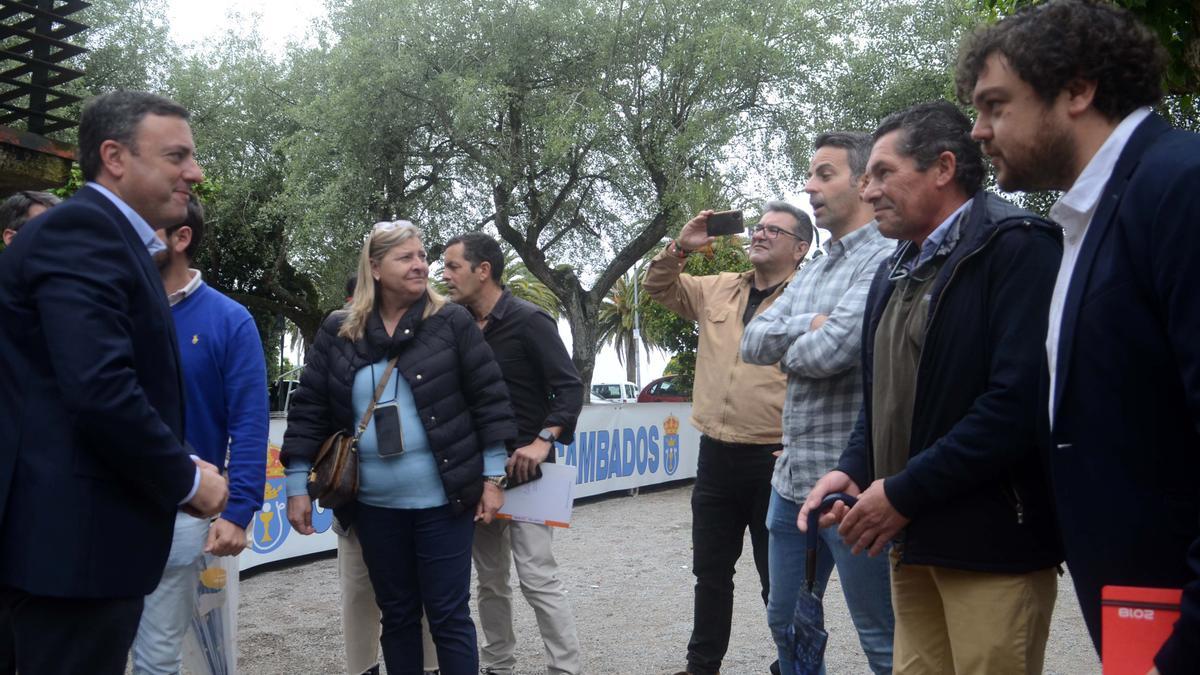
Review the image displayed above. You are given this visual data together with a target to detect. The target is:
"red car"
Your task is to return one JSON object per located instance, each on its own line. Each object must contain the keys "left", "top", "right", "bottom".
{"left": 637, "top": 375, "right": 692, "bottom": 402}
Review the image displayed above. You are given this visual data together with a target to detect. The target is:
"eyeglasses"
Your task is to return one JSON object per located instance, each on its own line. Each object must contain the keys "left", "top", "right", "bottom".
{"left": 886, "top": 243, "right": 936, "bottom": 284}
{"left": 747, "top": 224, "right": 804, "bottom": 241}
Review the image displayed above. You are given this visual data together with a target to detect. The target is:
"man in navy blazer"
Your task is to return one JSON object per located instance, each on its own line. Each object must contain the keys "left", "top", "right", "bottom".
{"left": 0, "top": 91, "right": 228, "bottom": 674}
{"left": 958, "top": 1, "right": 1200, "bottom": 672}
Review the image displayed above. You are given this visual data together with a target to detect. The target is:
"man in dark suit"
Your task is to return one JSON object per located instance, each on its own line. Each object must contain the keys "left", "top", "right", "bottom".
{"left": 958, "top": 2, "right": 1200, "bottom": 672}
{"left": 0, "top": 91, "right": 228, "bottom": 674}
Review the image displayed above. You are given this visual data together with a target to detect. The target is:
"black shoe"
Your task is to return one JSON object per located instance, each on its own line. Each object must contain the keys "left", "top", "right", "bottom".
{"left": 769, "top": 660, "right": 781, "bottom": 675}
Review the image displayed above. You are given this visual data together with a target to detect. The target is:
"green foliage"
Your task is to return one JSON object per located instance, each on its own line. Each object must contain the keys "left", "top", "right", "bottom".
{"left": 64, "top": 0, "right": 1008, "bottom": 388}
{"left": 502, "top": 253, "right": 561, "bottom": 318}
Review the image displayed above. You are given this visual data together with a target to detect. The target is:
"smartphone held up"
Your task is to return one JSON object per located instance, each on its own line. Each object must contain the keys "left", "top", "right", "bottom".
{"left": 705, "top": 209, "right": 744, "bottom": 237}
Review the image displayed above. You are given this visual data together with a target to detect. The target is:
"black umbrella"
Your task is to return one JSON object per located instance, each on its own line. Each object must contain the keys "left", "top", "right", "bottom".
{"left": 788, "top": 492, "right": 858, "bottom": 675}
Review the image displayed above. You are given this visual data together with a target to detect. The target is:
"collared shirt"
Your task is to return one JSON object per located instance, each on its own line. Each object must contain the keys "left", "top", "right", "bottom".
{"left": 481, "top": 288, "right": 584, "bottom": 450}
{"left": 1046, "top": 107, "right": 1151, "bottom": 423}
{"left": 916, "top": 199, "right": 972, "bottom": 268}
{"left": 86, "top": 181, "right": 166, "bottom": 257}
{"left": 167, "top": 268, "right": 203, "bottom": 307}
{"left": 644, "top": 247, "right": 794, "bottom": 445}
{"left": 741, "top": 221, "right": 896, "bottom": 500}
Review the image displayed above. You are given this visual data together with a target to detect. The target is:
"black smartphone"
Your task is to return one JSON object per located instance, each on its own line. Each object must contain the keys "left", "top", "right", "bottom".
{"left": 706, "top": 209, "right": 744, "bottom": 237}
{"left": 374, "top": 402, "right": 405, "bottom": 457}
{"left": 506, "top": 462, "right": 544, "bottom": 488}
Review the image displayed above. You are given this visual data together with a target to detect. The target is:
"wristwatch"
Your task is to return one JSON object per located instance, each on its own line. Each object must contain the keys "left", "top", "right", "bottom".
{"left": 484, "top": 475, "right": 508, "bottom": 489}
{"left": 537, "top": 428, "right": 558, "bottom": 444}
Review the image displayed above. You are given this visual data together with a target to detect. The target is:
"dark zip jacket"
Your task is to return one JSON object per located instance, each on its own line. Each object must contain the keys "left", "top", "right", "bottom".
{"left": 837, "top": 191, "right": 1063, "bottom": 573}
{"left": 281, "top": 293, "right": 516, "bottom": 518}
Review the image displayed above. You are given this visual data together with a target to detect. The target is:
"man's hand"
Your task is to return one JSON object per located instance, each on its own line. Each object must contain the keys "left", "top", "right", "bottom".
{"left": 475, "top": 481, "right": 505, "bottom": 525}
{"left": 677, "top": 210, "right": 717, "bottom": 252}
{"left": 799, "top": 470, "right": 861, "bottom": 532}
{"left": 810, "top": 314, "right": 829, "bottom": 331}
{"left": 507, "top": 440, "right": 551, "bottom": 484}
{"left": 287, "top": 494, "right": 315, "bottom": 535}
{"left": 205, "top": 517, "right": 248, "bottom": 556}
{"left": 838, "top": 478, "right": 909, "bottom": 556}
{"left": 183, "top": 460, "right": 228, "bottom": 519}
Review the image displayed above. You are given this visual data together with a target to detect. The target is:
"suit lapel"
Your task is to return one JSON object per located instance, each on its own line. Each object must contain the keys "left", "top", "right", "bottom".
{"left": 1052, "top": 114, "right": 1171, "bottom": 418}
{"left": 75, "top": 187, "right": 186, "bottom": 433}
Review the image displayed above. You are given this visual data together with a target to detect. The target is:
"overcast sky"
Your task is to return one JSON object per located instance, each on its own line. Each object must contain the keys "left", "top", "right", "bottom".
{"left": 166, "top": 0, "right": 326, "bottom": 54}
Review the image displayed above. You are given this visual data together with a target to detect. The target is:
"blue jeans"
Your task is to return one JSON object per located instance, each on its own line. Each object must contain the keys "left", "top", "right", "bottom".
{"left": 766, "top": 489, "right": 894, "bottom": 674}
{"left": 132, "top": 512, "right": 210, "bottom": 675}
{"left": 355, "top": 502, "right": 477, "bottom": 675}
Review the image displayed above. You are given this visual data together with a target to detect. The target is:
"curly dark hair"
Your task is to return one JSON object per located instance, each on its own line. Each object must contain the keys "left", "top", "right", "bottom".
{"left": 955, "top": 0, "right": 1166, "bottom": 121}
{"left": 873, "top": 101, "right": 985, "bottom": 197}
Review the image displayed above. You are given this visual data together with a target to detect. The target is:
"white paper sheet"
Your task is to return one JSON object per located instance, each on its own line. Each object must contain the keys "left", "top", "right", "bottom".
{"left": 496, "top": 462, "right": 576, "bottom": 527}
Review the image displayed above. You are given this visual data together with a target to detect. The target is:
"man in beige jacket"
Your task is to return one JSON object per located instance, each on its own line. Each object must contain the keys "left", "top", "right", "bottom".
{"left": 645, "top": 202, "right": 810, "bottom": 675}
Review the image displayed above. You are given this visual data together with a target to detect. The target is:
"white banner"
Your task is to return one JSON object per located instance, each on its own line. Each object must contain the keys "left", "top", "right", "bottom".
{"left": 240, "top": 403, "right": 698, "bottom": 571}
{"left": 551, "top": 402, "right": 699, "bottom": 498}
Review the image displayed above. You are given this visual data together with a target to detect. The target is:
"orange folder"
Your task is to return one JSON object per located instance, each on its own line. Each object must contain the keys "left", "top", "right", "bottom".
{"left": 1101, "top": 585, "right": 1183, "bottom": 675}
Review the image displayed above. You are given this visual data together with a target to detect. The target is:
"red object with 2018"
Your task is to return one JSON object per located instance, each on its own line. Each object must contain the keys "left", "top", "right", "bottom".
{"left": 1101, "top": 585, "right": 1182, "bottom": 674}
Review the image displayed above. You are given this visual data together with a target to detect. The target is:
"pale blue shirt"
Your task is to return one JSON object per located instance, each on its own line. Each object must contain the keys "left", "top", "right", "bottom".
{"left": 916, "top": 198, "right": 973, "bottom": 267}
{"left": 86, "top": 182, "right": 166, "bottom": 257}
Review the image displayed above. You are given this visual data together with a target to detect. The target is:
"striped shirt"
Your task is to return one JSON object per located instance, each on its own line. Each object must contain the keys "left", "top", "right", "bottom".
{"left": 740, "top": 221, "right": 895, "bottom": 502}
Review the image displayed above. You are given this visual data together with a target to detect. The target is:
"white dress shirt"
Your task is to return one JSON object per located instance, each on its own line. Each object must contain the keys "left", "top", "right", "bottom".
{"left": 1046, "top": 107, "right": 1151, "bottom": 424}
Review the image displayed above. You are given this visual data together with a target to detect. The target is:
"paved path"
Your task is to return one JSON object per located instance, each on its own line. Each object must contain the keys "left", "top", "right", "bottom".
{"left": 236, "top": 483, "right": 1101, "bottom": 674}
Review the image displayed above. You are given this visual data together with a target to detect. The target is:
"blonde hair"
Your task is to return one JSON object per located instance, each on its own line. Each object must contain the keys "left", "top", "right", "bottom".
{"left": 339, "top": 220, "right": 446, "bottom": 341}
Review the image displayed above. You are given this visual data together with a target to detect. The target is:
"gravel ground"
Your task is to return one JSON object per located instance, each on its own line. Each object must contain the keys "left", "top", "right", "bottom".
{"left": 236, "top": 483, "right": 1101, "bottom": 674}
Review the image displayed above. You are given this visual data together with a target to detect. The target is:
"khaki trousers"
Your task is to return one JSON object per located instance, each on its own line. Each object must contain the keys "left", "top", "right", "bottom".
{"left": 337, "top": 528, "right": 438, "bottom": 674}
{"left": 473, "top": 519, "right": 581, "bottom": 675}
{"left": 890, "top": 549, "right": 1057, "bottom": 675}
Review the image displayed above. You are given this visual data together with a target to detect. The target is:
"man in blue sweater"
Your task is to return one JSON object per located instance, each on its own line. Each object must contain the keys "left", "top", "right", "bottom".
{"left": 131, "top": 196, "right": 269, "bottom": 674}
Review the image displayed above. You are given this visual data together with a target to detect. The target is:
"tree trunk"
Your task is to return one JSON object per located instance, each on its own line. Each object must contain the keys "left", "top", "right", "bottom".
{"left": 562, "top": 292, "right": 599, "bottom": 395}
{"left": 624, "top": 332, "right": 637, "bottom": 384}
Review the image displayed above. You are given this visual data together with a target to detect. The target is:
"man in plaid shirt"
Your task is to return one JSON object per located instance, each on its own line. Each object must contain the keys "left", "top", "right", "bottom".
{"left": 742, "top": 132, "right": 896, "bottom": 674}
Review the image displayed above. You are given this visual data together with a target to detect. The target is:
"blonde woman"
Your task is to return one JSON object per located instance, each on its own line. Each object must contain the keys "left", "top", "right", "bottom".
{"left": 283, "top": 221, "right": 515, "bottom": 674}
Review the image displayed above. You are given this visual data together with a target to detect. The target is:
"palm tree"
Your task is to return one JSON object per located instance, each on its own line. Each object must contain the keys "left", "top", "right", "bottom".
{"left": 502, "top": 253, "right": 560, "bottom": 318}
{"left": 597, "top": 265, "right": 657, "bottom": 384}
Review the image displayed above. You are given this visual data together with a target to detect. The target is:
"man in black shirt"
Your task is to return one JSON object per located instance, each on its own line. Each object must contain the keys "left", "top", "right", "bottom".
{"left": 442, "top": 232, "right": 584, "bottom": 675}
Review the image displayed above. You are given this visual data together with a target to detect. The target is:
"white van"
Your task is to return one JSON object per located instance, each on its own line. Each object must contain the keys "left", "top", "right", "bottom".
{"left": 591, "top": 381, "right": 638, "bottom": 404}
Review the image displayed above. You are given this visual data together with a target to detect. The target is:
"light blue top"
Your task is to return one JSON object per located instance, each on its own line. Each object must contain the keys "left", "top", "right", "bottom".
{"left": 916, "top": 198, "right": 973, "bottom": 267}
{"left": 87, "top": 182, "right": 166, "bottom": 257}
{"left": 286, "top": 358, "right": 507, "bottom": 509}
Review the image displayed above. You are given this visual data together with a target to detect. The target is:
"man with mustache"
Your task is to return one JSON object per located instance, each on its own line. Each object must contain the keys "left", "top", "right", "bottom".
{"left": 742, "top": 132, "right": 896, "bottom": 675}
{"left": 957, "top": 1, "right": 1200, "bottom": 671}
{"left": 645, "top": 201, "right": 809, "bottom": 675}
{"left": 801, "top": 101, "right": 1062, "bottom": 674}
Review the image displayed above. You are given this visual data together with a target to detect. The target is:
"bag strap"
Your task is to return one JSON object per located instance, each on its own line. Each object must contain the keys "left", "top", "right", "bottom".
{"left": 354, "top": 356, "right": 400, "bottom": 441}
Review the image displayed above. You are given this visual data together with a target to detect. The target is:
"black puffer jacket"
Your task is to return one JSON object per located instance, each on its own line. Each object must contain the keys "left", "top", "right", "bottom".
{"left": 281, "top": 292, "right": 516, "bottom": 516}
